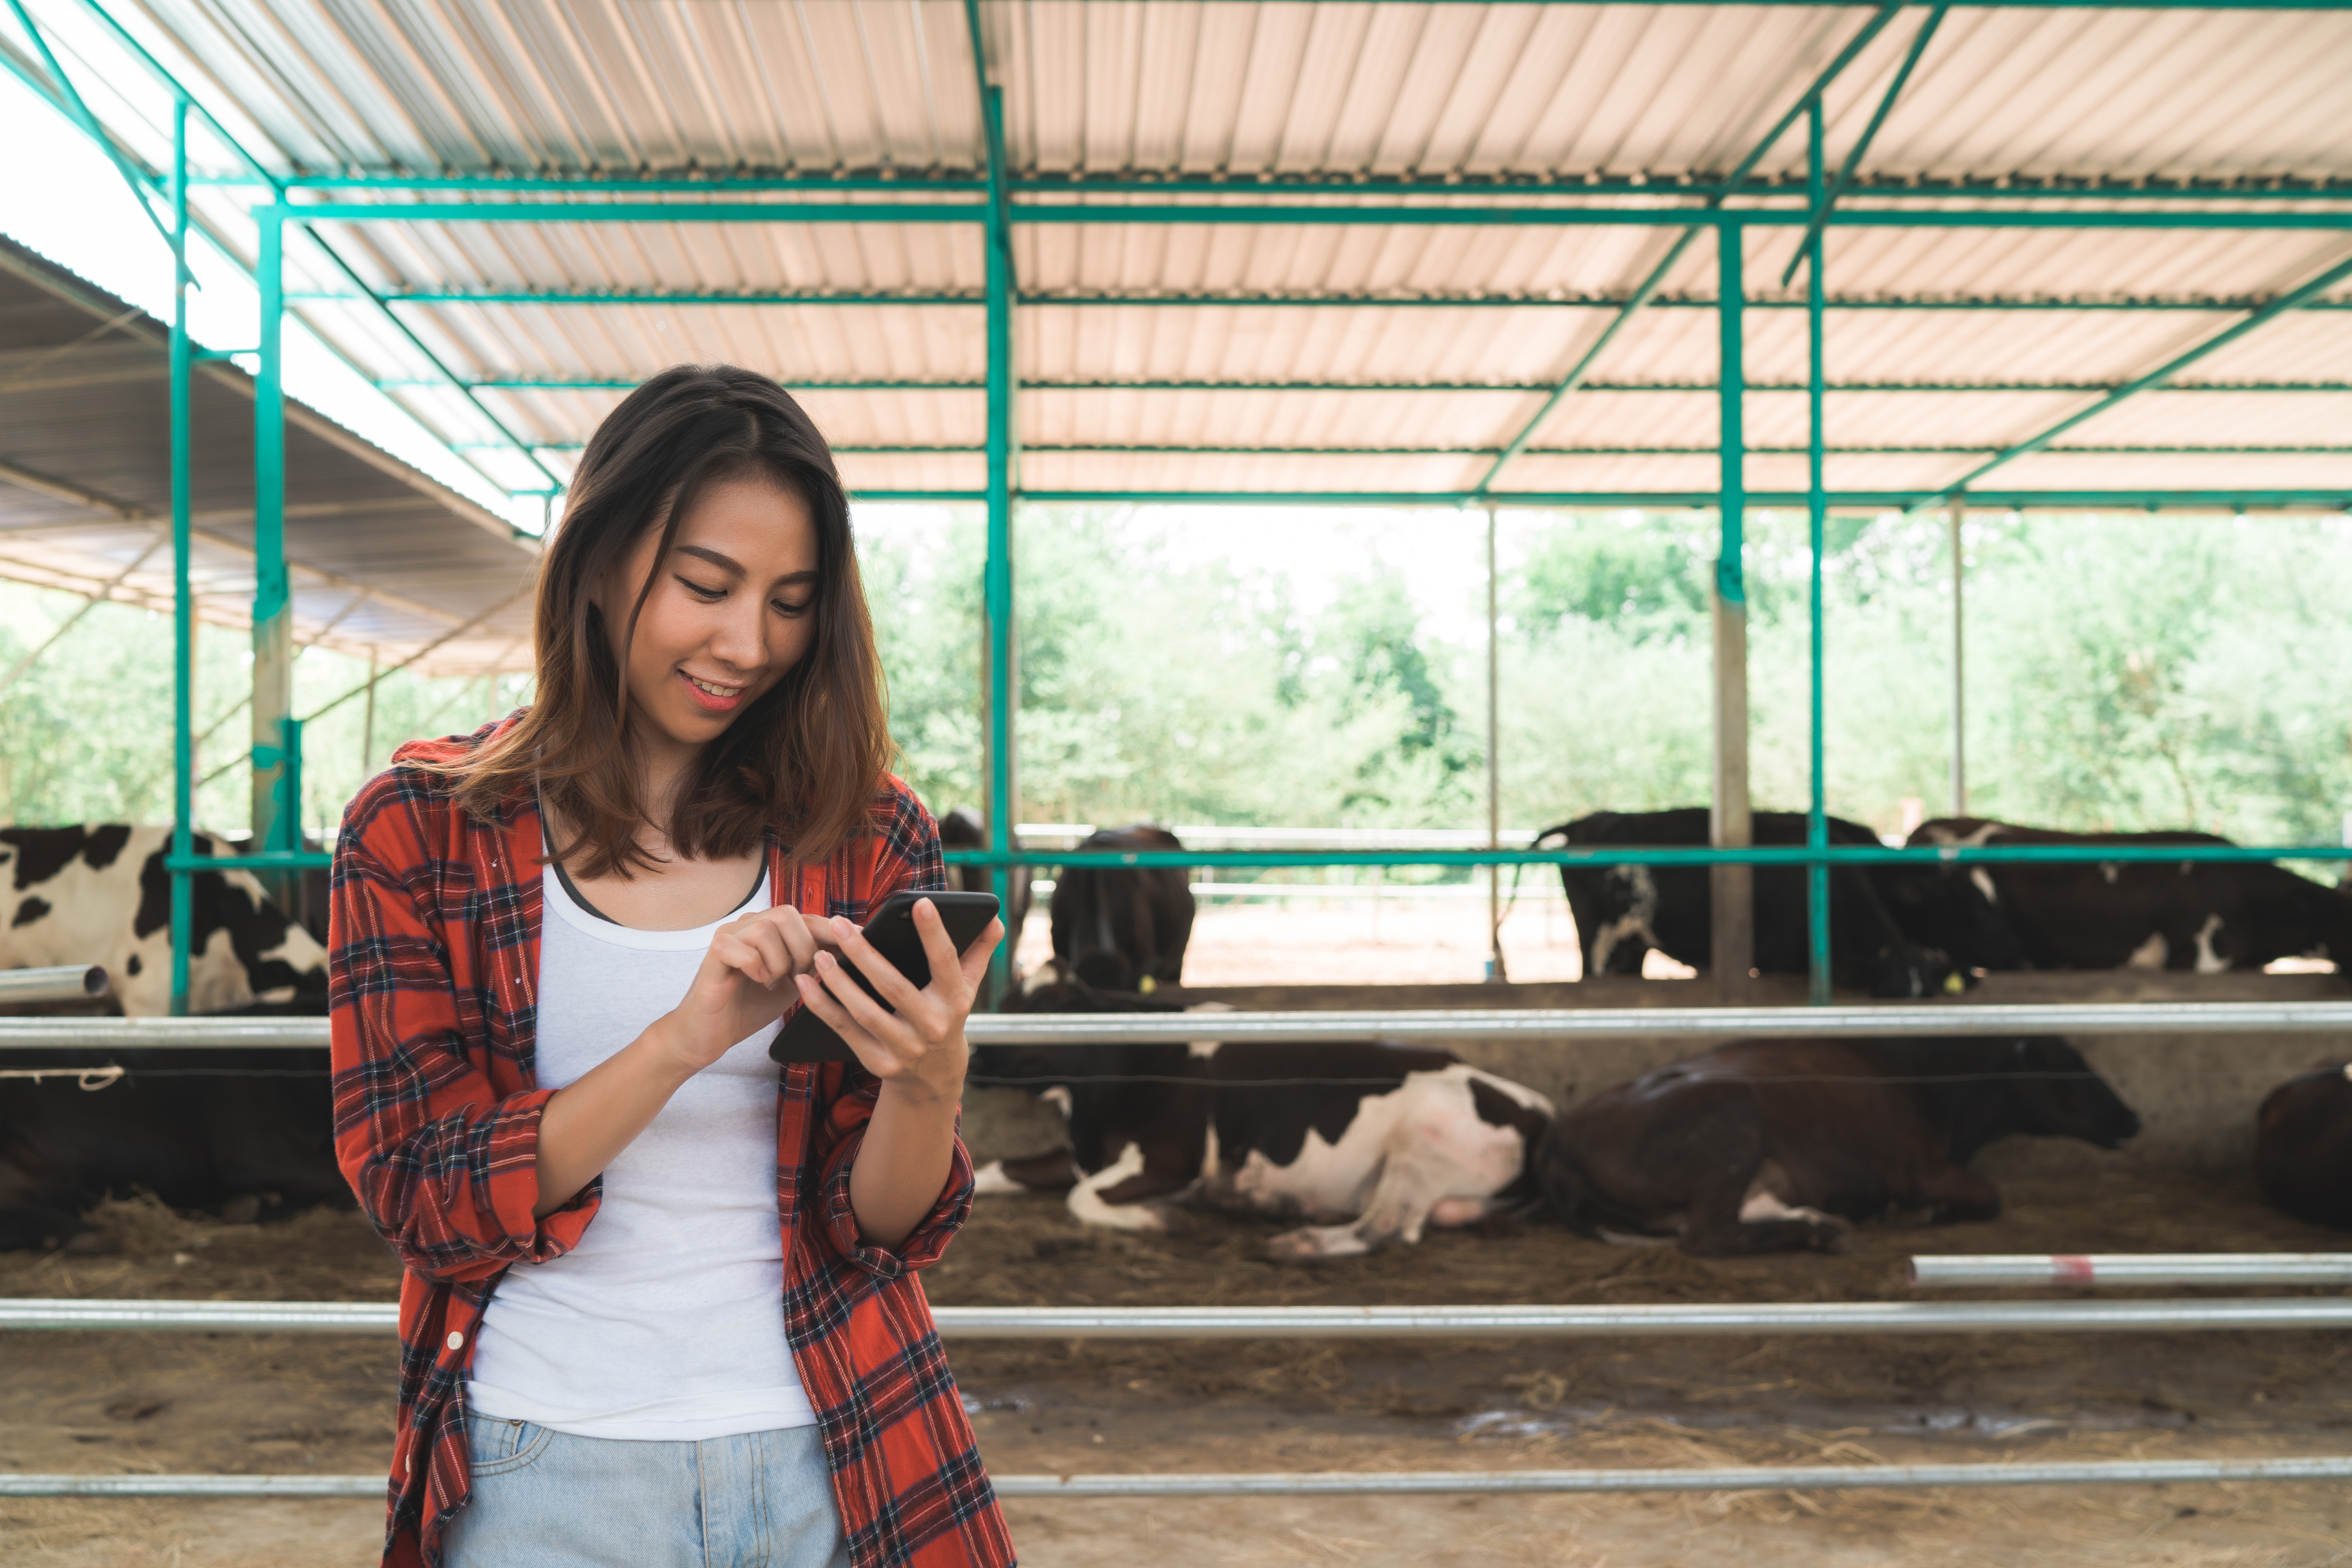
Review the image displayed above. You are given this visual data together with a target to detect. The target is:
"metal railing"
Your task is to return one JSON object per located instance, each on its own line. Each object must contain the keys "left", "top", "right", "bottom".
{"left": 0, "top": 965, "right": 108, "bottom": 1006}
{"left": 11, "top": 1455, "right": 2352, "bottom": 1500}
{"left": 5, "top": 1001, "right": 2351, "bottom": 1055}
{"left": 1911, "top": 1253, "right": 2352, "bottom": 1288}
{"left": 12, "top": 1297, "right": 2352, "bottom": 1338}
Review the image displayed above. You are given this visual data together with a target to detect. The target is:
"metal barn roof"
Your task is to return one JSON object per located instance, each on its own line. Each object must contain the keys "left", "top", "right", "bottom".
{"left": 0, "top": 237, "right": 536, "bottom": 675}
{"left": 0, "top": 0, "right": 2348, "bottom": 515}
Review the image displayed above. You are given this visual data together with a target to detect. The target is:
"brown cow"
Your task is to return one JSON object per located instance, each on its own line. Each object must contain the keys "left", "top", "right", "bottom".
{"left": 2256, "top": 1063, "right": 2352, "bottom": 1231}
{"left": 1535, "top": 1037, "right": 2140, "bottom": 1256}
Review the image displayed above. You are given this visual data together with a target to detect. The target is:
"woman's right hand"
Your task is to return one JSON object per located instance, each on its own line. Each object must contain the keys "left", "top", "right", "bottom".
{"left": 655, "top": 904, "right": 835, "bottom": 1073}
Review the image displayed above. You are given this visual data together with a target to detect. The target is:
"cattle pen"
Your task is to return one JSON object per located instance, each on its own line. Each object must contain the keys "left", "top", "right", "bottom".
{"left": 3, "top": 0, "right": 2352, "bottom": 1559}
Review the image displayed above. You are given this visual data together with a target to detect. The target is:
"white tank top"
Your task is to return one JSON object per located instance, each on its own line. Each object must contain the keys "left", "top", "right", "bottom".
{"left": 465, "top": 855, "right": 817, "bottom": 1441}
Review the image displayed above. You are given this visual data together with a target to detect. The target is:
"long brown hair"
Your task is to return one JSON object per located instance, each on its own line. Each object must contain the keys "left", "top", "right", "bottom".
{"left": 438, "top": 365, "right": 892, "bottom": 878}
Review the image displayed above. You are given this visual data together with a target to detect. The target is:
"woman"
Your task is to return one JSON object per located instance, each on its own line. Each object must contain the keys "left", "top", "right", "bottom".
{"left": 328, "top": 365, "right": 1014, "bottom": 1568}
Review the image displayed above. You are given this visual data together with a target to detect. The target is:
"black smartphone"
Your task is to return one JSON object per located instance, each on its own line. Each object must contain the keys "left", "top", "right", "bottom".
{"left": 769, "top": 889, "right": 1001, "bottom": 1064}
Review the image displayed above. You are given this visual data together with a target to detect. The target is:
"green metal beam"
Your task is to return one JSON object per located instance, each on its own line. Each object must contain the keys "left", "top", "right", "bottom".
{"left": 398, "top": 376, "right": 2352, "bottom": 396}
{"left": 969, "top": 0, "right": 1017, "bottom": 995}
{"left": 250, "top": 209, "right": 291, "bottom": 858}
{"left": 1009, "top": 490, "right": 2349, "bottom": 510}
{"left": 1782, "top": 4, "right": 1948, "bottom": 287}
{"left": 1944, "top": 248, "right": 2352, "bottom": 494}
{"left": 168, "top": 95, "right": 192, "bottom": 1016}
{"left": 1804, "top": 100, "right": 1831, "bottom": 1007}
{"left": 360, "top": 287, "right": 2352, "bottom": 313}
{"left": 256, "top": 201, "right": 2352, "bottom": 232}
{"left": 859, "top": 489, "right": 2350, "bottom": 512}
{"left": 209, "top": 172, "right": 2352, "bottom": 206}
{"left": 474, "top": 440, "right": 2352, "bottom": 458}
{"left": 268, "top": 201, "right": 985, "bottom": 224}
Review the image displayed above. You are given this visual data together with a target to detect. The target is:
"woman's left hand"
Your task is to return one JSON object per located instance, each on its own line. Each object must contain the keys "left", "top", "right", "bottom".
{"left": 795, "top": 898, "right": 1004, "bottom": 1105}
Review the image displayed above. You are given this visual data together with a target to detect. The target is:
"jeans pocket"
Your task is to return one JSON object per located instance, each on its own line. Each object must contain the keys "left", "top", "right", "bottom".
{"left": 464, "top": 1414, "right": 553, "bottom": 1479}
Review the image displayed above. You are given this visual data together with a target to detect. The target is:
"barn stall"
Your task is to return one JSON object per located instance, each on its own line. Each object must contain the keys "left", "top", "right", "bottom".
{"left": 2, "top": 0, "right": 2352, "bottom": 1561}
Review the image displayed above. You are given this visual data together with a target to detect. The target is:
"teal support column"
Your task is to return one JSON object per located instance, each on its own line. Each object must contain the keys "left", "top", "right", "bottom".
{"left": 979, "top": 75, "right": 1016, "bottom": 995}
{"left": 250, "top": 208, "right": 295, "bottom": 875}
{"left": 1806, "top": 103, "right": 1833, "bottom": 1006}
{"left": 169, "top": 97, "right": 193, "bottom": 1015}
{"left": 1710, "top": 221, "right": 1752, "bottom": 1003}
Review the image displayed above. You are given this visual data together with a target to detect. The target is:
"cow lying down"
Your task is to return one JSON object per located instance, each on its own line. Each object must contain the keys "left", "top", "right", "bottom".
{"left": 1537, "top": 1036, "right": 2140, "bottom": 1256}
{"left": 0, "top": 1047, "right": 349, "bottom": 1251}
{"left": 2255, "top": 1062, "right": 2352, "bottom": 1232}
{"left": 971, "top": 977, "right": 1553, "bottom": 1260}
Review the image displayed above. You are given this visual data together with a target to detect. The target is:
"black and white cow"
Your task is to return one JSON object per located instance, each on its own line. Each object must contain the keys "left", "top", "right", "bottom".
{"left": 1537, "top": 809, "right": 1970, "bottom": 997}
{"left": 1049, "top": 824, "right": 1194, "bottom": 993}
{"left": 1536, "top": 1036, "right": 2141, "bottom": 1256}
{"left": 973, "top": 972, "right": 1553, "bottom": 1259}
{"left": 0, "top": 825, "right": 328, "bottom": 1016}
{"left": 2256, "top": 1063, "right": 2352, "bottom": 1232}
{"left": 1907, "top": 818, "right": 2352, "bottom": 972}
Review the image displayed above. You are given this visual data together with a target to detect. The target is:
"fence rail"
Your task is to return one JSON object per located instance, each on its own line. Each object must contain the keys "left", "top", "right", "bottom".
{"left": 5, "top": 1002, "right": 2352, "bottom": 1054}
{"left": 12, "top": 1297, "right": 2352, "bottom": 1338}
{"left": 1911, "top": 1253, "right": 2352, "bottom": 1287}
{"left": 10, "top": 1455, "right": 2352, "bottom": 1500}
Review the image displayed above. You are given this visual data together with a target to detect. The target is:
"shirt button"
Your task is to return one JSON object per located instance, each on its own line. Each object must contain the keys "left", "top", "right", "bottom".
{"left": 446, "top": 1330, "right": 465, "bottom": 1351}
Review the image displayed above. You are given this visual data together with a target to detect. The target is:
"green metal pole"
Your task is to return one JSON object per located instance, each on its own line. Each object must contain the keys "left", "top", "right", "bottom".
{"left": 1711, "top": 220, "right": 1752, "bottom": 1004}
{"left": 169, "top": 96, "right": 192, "bottom": 1016}
{"left": 970, "top": 0, "right": 1016, "bottom": 996}
{"left": 1806, "top": 103, "right": 1832, "bottom": 1007}
{"left": 250, "top": 208, "right": 293, "bottom": 869}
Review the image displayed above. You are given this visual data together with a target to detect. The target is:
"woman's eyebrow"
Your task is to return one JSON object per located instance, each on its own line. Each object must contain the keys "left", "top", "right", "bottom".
{"left": 675, "top": 543, "right": 746, "bottom": 576}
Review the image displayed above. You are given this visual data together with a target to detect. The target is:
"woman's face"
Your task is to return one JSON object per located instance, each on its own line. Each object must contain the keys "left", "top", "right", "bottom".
{"left": 596, "top": 474, "right": 822, "bottom": 755}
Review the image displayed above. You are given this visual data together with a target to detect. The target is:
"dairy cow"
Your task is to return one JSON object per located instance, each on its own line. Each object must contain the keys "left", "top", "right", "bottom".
{"left": 1049, "top": 825, "right": 1194, "bottom": 992}
{"left": 973, "top": 971, "right": 1553, "bottom": 1259}
{"left": 0, "top": 825, "right": 327, "bottom": 1016}
{"left": 1908, "top": 818, "right": 2352, "bottom": 972}
{"left": 1538, "top": 809, "right": 1971, "bottom": 997}
{"left": 1536, "top": 1036, "right": 2140, "bottom": 1256}
{"left": 2256, "top": 1063, "right": 2352, "bottom": 1231}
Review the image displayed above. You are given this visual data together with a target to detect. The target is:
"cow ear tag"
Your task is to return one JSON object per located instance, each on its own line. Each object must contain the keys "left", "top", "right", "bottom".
{"left": 1944, "top": 971, "right": 1966, "bottom": 995}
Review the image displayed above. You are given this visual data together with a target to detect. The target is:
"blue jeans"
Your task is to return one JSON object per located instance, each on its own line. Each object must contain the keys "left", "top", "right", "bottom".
{"left": 444, "top": 1413, "right": 852, "bottom": 1568}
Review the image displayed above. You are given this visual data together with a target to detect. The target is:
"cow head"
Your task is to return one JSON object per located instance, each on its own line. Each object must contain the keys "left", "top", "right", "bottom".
{"left": 2002, "top": 1037, "right": 2141, "bottom": 1150}
{"left": 1864, "top": 941, "right": 1974, "bottom": 999}
{"left": 1875, "top": 863, "right": 2030, "bottom": 974}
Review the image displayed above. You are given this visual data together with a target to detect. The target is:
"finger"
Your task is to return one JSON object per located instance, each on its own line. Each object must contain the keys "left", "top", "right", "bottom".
{"left": 957, "top": 918, "right": 1007, "bottom": 988}
{"left": 909, "top": 898, "right": 964, "bottom": 998}
{"left": 812, "top": 949, "right": 922, "bottom": 1053}
{"left": 832, "top": 917, "right": 927, "bottom": 1015}
{"left": 740, "top": 920, "right": 795, "bottom": 988}
{"left": 793, "top": 969, "right": 898, "bottom": 1074}
{"left": 762, "top": 906, "right": 820, "bottom": 974}
{"left": 713, "top": 925, "right": 786, "bottom": 989}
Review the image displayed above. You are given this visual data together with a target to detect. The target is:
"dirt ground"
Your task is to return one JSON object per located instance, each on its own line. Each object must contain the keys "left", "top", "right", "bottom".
{"left": 5, "top": 1153, "right": 2352, "bottom": 1566}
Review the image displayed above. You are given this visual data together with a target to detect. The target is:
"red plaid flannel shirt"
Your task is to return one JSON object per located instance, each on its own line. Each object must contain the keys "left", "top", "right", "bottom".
{"left": 327, "top": 715, "right": 1013, "bottom": 1568}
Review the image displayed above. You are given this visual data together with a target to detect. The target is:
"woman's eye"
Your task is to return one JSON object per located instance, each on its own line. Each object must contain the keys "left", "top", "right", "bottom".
{"left": 677, "top": 577, "right": 726, "bottom": 601}
{"left": 773, "top": 597, "right": 814, "bottom": 617}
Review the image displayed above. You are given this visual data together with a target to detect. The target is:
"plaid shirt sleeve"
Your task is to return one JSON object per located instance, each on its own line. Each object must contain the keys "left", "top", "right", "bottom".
{"left": 327, "top": 768, "right": 597, "bottom": 1284}
{"left": 808, "top": 784, "right": 975, "bottom": 1278}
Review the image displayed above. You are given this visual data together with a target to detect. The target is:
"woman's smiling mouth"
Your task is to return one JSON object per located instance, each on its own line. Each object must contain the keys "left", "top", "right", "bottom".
{"left": 679, "top": 670, "right": 748, "bottom": 711}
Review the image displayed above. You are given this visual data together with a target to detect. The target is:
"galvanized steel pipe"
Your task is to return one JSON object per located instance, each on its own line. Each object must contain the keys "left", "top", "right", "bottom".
{"left": 1911, "top": 1253, "right": 2352, "bottom": 1288}
{"left": 11, "top": 1455, "right": 2352, "bottom": 1500}
{"left": 6, "top": 1002, "right": 2352, "bottom": 1054}
{"left": 11, "top": 1297, "right": 2352, "bottom": 1338}
{"left": 0, "top": 965, "right": 108, "bottom": 1005}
